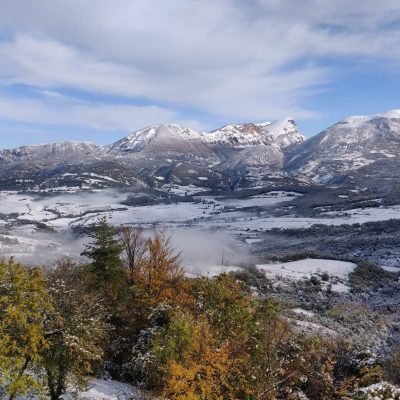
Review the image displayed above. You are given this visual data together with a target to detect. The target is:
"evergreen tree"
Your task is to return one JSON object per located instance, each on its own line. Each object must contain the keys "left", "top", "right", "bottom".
{"left": 81, "top": 216, "right": 124, "bottom": 296}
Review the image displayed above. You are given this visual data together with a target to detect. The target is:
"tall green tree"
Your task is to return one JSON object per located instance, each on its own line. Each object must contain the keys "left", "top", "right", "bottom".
{"left": 81, "top": 217, "right": 128, "bottom": 375}
{"left": 81, "top": 216, "right": 124, "bottom": 299}
{"left": 0, "top": 258, "right": 50, "bottom": 399}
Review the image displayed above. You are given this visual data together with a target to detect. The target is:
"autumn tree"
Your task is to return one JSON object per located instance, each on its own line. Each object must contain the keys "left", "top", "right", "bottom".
{"left": 132, "top": 231, "right": 190, "bottom": 322}
{"left": 187, "top": 275, "right": 306, "bottom": 399}
{"left": 0, "top": 258, "right": 50, "bottom": 399}
{"left": 162, "top": 314, "right": 230, "bottom": 399}
{"left": 128, "top": 305, "right": 230, "bottom": 397}
{"left": 42, "top": 259, "right": 108, "bottom": 400}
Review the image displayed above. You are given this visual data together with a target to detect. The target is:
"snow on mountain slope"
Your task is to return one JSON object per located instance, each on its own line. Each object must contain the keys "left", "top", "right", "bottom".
{"left": 204, "top": 118, "right": 305, "bottom": 149}
{"left": 222, "top": 144, "right": 284, "bottom": 169}
{"left": 105, "top": 120, "right": 306, "bottom": 187}
{"left": 108, "top": 124, "right": 219, "bottom": 171}
{"left": 2, "top": 110, "right": 399, "bottom": 191}
{"left": 285, "top": 109, "right": 400, "bottom": 183}
{"left": 0, "top": 141, "right": 143, "bottom": 191}
{"left": 0, "top": 141, "right": 103, "bottom": 163}
{"left": 110, "top": 124, "right": 202, "bottom": 153}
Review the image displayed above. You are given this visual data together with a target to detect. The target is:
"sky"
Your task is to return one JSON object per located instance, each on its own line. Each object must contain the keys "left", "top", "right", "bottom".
{"left": 0, "top": 0, "right": 400, "bottom": 148}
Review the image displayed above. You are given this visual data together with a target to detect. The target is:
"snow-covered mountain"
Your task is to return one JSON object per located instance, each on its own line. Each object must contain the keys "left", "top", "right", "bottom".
{"left": 285, "top": 110, "right": 400, "bottom": 183}
{"left": 1, "top": 110, "right": 400, "bottom": 192}
{"left": 204, "top": 118, "right": 305, "bottom": 149}
{"left": 0, "top": 118, "right": 306, "bottom": 191}
{"left": 110, "top": 124, "right": 207, "bottom": 155}
{"left": 1, "top": 141, "right": 103, "bottom": 163}
{"left": 200, "top": 118, "right": 305, "bottom": 181}
{"left": 0, "top": 141, "right": 142, "bottom": 190}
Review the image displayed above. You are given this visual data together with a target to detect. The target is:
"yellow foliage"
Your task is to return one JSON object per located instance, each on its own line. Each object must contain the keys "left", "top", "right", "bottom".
{"left": 163, "top": 317, "right": 230, "bottom": 400}
{"left": 132, "top": 232, "right": 192, "bottom": 319}
{"left": 0, "top": 258, "right": 50, "bottom": 398}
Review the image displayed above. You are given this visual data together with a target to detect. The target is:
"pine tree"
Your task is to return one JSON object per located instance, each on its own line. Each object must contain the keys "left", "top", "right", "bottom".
{"left": 81, "top": 217, "right": 124, "bottom": 300}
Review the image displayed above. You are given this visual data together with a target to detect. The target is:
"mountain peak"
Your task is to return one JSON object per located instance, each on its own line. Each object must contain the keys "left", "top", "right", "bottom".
{"left": 204, "top": 117, "right": 304, "bottom": 148}
{"left": 285, "top": 108, "right": 400, "bottom": 183}
{"left": 111, "top": 124, "right": 202, "bottom": 153}
{"left": 260, "top": 117, "right": 299, "bottom": 136}
{"left": 340, "top": 109, "right": 400, "bottom": 128}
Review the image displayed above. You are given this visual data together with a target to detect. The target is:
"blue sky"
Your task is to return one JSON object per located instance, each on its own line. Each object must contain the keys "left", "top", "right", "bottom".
{"left": 0, "top": 0, "right": 400, "bottom": 148}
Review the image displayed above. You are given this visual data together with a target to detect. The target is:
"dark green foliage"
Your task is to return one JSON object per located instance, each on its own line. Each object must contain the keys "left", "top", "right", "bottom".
{"left": 321, "top": 272, "right": 330, "bottom": 281}
{"left": 231, "top": 264, "right": 272, "bottom": 292}
{"left": 310, "top": 275, "right": 321, "bottom": 286}
{"left": 349, "top": 260, "right": 400, "bottom": 290}
{"left": 82, "top": 217, "right": 124, "bottom": 282}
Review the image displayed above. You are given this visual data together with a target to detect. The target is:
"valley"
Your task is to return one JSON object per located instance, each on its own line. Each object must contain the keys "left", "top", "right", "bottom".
{"left": 1, "top": 109, "right": 400, "bottom": 272}
{"left": 2, "top": 109, "right": 400, "bottom": 399}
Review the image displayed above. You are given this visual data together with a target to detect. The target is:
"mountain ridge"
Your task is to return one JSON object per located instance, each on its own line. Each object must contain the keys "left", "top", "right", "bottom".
{"left": 0, "top": 109, "right": 399, "bottom": 191}
{"left": 284, "top": 109, "right": 400, "bottom": 183}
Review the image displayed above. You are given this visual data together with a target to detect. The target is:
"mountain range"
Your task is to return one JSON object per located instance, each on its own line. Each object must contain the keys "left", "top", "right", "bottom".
{"left": 1, "top": 110, "right": 400, "bottom": 193}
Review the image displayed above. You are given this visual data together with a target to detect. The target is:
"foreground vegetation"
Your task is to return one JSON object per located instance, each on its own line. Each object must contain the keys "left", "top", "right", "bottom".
{"left": 0, "top": 218, "right": 399, "bottom": 399}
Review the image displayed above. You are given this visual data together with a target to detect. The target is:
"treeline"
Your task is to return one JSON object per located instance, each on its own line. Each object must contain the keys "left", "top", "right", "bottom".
{"left": 0, "top": 218, "right": 399, "bottom": 399}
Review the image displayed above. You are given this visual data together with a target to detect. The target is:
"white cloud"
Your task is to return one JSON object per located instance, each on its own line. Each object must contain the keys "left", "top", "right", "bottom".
{"left": 0, "top": 0, "right": 399, "bottom": 129}
{"left": 0, "top": 34, "right": 328, "bottom": 122}
{"left": 0, "top": 93, "right": 197, "bottom": 132}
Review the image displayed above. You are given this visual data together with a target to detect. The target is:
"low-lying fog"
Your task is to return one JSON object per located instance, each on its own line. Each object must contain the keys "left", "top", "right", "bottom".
{"left": 0, "top": 227, "right": 253, "bottom": 276}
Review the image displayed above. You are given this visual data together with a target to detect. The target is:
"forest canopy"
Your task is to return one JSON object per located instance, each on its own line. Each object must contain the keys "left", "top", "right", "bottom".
{"left": 0, "top": 219, "right": 399, "bottom": 400}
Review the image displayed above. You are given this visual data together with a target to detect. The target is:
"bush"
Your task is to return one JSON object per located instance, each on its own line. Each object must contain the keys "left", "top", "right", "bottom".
{"left": 349, "top": 260, "right": 399, "bottom": 290}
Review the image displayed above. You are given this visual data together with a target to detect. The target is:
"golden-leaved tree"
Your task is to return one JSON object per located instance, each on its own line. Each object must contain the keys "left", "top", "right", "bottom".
{"left": 163, "top": 315, "right": 230, "bottom": 400}
{"left": 0, "top": 258, "right": 50, "bottom": 399}
{"left": 132, "top": 231, "right": 191, "bottom": 323}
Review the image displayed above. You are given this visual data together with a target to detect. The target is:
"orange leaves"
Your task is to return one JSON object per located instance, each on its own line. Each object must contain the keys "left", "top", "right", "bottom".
{"left": 163, "top": 317, "right": 230, "bottom": 400}
{"left": 132, "top": 231, "right": 192, "bottom": 315}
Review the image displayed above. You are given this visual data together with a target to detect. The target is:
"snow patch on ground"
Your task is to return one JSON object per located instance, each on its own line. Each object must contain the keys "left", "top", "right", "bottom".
{"left": 257, "top": 258, "right": 356, "bottom": 292}
{"left": 292, "top": 308, "right": 315, "bottom": 317}
{"left": 290, "top": 319, "right": 337, "bottom": 337}
{"left": 257, "top": 259, "right": 356, "bottom": 279}
{"left": 72, "top": 379, "right": 140, "bottom": 399}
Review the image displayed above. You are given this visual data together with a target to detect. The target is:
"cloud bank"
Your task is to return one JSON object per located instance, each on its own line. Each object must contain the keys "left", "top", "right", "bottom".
{"left": 0, "top": 0, "right": 400, "bottom": 143}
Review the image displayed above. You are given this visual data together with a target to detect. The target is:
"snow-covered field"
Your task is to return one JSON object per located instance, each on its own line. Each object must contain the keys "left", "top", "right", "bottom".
{"left": 1, "top": 188, "right": 400, "bottom": 269}
{"left": 1, "top": 190, "right": 400, "bottom": 233}
{"left": 257, "top": 258, "right": 356, "bottom": 279}
{"left": 217, "top": 191, "right": 301, "bottom": 208}
{"left": 257, "top": 258, "right": 357, "bottom": 292}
